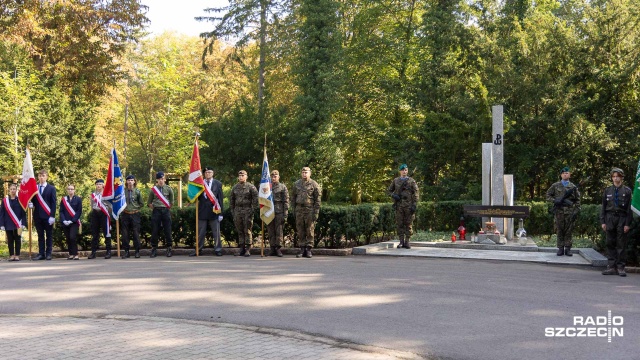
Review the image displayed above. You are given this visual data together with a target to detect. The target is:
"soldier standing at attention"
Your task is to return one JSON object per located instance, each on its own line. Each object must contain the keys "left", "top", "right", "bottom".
{"left": 121, "top": 175, "right": 143, "bottom": 259}
{"left": 546, "top": 166, "right": 581, "bottom": 256}
{"left": 388, "top": 164, "right": 419, "bottom": 249}
{"left": 267, "top": 170, "right": 289, "bottom": 257}
{"left": 231, "top": 170, "right": 258, "bottom": 257}
{"left": 89, "top": 179, "right": 113, "bottom": 259}
{"left": 600, "top": 168, "right": 633, "bottom": 277}
{"left": 292, "top": 167, "right": 320, "bottom": 258}
{"left": 148, "top": 171, "right": 174, "bottom": 258}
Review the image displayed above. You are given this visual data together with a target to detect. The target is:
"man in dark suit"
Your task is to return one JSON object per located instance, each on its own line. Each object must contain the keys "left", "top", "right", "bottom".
{"left": 32, "top": 169, "right": 57, "bottom": 260}
{"left": 190, "top": 167, "right": 224, "bottom": 256}
{"left": 60, "top": 184, "right": 83, "bottom": 260}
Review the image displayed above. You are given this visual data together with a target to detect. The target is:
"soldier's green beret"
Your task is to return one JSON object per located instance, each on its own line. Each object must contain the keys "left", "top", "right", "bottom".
{"left": 399, "top": 164, "right": 408, "bottom": 171}
{"left": 610, "top": 168, "right": 624, "bottom": 177}
{"left": 560, "top": 166, "right": 570, "bottom": 174}
{"left": 238, "top": 170, "right": 247, "bottom": 176}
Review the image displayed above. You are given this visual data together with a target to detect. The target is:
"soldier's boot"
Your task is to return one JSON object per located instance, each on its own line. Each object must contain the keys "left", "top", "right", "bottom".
{"left": 88, "top": 252, "right": 96, "bottom": 259}
{"left": 244, "top": 245, "right": 251, "bottom": 257}
{"left": 602, "top": 266, "right": 618, "bottom": 275}
{"left": 403, "top": 237, "right": 411, "bottom": 249}
{"left": 276, "top": 246, "right": 283, "bottom": 257}
{"left": 269, "top": 246, "right": 278, "bottom": 256}
{"left": 121, "top": 250, "right": 130, "bottom": 259}
{"left": 618, "top": 266, "right": 627, "bottom": 277}
{"left": 166, "top": 246, "right": 172, "bottom": 257}
{"left": 564, "top": 246, "right": 573, "bottom": 257}
{"left": 104, "top": 250, "right": 112, "bottom": 259}
{"left": 304, "top": 246, "right": 313, "bottom": 258}
{"left": 134, "top": 248, "right": 140, "bottom": 258}
{"left": 150, "top": 247, "right": 157, "bottom": 258}
{"left": 237, "top": 245, "right": 247, "bottom": 257}
{"left": 556, "top": 247, "right": 564, "bottom": 256}
{"left": 296, "top": 247, "right": 306, "bottom": 258}
{"left": 397, "top": 235, "right": 404, "bottom": 249}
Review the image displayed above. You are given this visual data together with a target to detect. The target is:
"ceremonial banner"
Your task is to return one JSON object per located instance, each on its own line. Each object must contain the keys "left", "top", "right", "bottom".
{"left": 632, "top": 158, "right": 640, "bottom": 216}
{"left": 258, "top": 147, "right": 275, "bottom": 225}
{"left": 103, "top": 148, "right": 126, "bottom": 220}
{"left": 18, "top": 148, "right": 38, "bottom": 210}
{"left": 187, "top": 139, "right": 221, "bottom": 213}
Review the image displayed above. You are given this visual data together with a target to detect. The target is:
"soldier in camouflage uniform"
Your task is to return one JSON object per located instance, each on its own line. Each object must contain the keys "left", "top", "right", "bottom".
{"left": 545, "top": 166, "right": 581, "bottom": 256}
{"left": 230, "top": 170, "right": 258, "bottom": 257}
{"left": 267, "top": 170, "right": 289, "bottom": 257}
{"left": 388, "top": 164, "right": 419, "bottom": 249}
{"left": 292, "top": 167, "right": 320, "bottom": 258}
{"left": 600, "top": 168, "right": 633, "bottom": 277}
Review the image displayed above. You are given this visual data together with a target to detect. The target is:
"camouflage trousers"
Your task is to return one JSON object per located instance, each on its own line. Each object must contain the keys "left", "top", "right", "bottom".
{"left": 267, "top": 213, "right": 285, "bottom": 247}
{"left": 555, "top": 212, "right": 575, "bottom": 247}
{"left": 295, "top": 208, "right": 316, "bottom": 248}
{"left": 233, "top": 207, "right": 254, "bottom": 246}
{"left": 395, "top": 206, "right": 415, "bottom": 242}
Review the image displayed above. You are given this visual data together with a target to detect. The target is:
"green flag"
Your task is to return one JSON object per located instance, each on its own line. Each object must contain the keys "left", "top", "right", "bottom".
{"left": 632, "top": 158, "right": 640, "bottom": 216}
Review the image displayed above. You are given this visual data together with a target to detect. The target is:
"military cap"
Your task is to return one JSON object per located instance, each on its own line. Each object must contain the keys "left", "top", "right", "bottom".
{"left": 126, "top": 174, "right": 135, "bottom": 180}
{"left": 156, "top": 171, "right": 165, "bottom": 179}
{"left": 271, "top": 170, "right": 279, "bottom": 176}
{"left": 301, "top": 167, "right": 311, "bottom": 172}
{"left": 560, "top": 166, "right": 570, "bottom": 174}
{"left": 95, "top": 179, "right": 105, "bottom": 184}
{"left": 610, "top": 168, "right": 624, "bottom": 177}
{"left": 238, "top": 170, "right": 247, "bottom": 176}
{"left": 204, "top": 167, "right": 214, "bottom": 172}
{"left": 399, "top": 163, "right": 408, "bottom": 171}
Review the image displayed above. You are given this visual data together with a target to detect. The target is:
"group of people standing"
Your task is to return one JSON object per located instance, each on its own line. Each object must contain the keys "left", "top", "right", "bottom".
{"left": 545, "top": 166, "right": 633, "bottom": 277}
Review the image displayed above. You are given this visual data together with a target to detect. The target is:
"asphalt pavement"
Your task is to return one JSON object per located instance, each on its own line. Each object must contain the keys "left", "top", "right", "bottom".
{"left": 0, "top": 255, "right": 637, "bottom": 360}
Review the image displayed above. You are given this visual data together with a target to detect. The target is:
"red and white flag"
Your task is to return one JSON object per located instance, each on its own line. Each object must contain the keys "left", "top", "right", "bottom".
{"left": 18, "top": 148, "right": 38, "bottom": 210}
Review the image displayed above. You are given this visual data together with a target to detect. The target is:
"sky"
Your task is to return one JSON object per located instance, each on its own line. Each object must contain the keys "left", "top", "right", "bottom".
{"left": 143, "top": 0, "right": 228, "bottom": 38}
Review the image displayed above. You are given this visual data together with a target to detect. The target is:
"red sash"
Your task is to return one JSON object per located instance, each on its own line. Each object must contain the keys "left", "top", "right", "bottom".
{"left": 4, "top": 197, "right": 21, "bottom": 228}
{"left": 91, "top": 193, "right": 111, "bottom": 237}
{"left": 203, "top": 181, "right": 222, "bottom": 214}
{"left": 36, "top": 189, "right": 51, "bottom": 216}
{"left": 152, "top": 186, "right": 171, "bottom": 208}
{"left": 62, "top": 197, "right": 81, "bottom": 226}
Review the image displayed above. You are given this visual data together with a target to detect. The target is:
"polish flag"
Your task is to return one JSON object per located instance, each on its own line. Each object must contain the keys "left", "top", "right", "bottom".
{"left": 18, "top": 148, "right": 38, "bottom": 210}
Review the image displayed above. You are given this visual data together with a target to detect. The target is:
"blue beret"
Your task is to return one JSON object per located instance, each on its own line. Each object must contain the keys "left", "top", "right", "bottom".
{"left": 399, "top": 164, "right": 408, "bottom": 171}
{"left": 126, "top": 175, "right": 135, "bottom": 180}
{"left": 156, "top": 171, "right": 165, "bottom": 179}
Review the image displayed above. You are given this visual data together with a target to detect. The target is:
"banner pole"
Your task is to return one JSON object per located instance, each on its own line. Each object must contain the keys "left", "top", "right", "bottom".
{"left": 261, "top": 220, "right": 265, "bottom": 257}
{"left": 196, "top": 199, "right": 199, "bottom": 257}
{"left": 28, "top": 207, "right": 32, "bottom": 259}
{"left": 116, "top": 219, "right": 120, "bottom": 257}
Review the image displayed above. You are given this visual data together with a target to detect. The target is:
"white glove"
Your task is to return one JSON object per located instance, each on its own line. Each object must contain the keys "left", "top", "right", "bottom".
{"left": 63, "top": 220, "right": 72, "bottom": 226}
{"left": 48, "top": 217, "right": 55, "bottom": 225}
{"left": 0, "top": 227, "right": 4, "bottom": 231}
{"left": 218, "top": 215, "right": 223, "bottom": 222}
{"left": 28, "top": 202, "right": 34, "bottom": 209}
{"left": 22, "top": 226, "right": 27, "bottom": 230}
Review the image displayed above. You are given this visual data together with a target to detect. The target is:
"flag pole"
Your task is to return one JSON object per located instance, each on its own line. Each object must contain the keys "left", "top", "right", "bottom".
{"left": 28, "top": 207, "right": 32, "bottom": 259}
{"left": 261, "top": 220, "right": 265, "bottom": 257}
{"left": 116, "top": 219, "right": 120, "bottom": 257}
{"left": 196, "top": 199, "right": 199, "bottom": 257}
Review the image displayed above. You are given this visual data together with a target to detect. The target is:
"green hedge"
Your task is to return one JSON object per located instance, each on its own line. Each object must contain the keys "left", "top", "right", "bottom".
{"left": 45, "top": 201, "right": 639, "bottom": 263}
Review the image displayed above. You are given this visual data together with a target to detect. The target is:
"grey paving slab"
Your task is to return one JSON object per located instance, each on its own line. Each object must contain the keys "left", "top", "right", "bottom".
{"left": 0, "top": 315, "right": 415, "bottom": 360}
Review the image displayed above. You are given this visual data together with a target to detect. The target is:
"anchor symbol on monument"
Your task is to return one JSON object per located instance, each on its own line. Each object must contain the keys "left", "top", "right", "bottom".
{"left": 494, "top": 134, "right": 502, "bottom": 145}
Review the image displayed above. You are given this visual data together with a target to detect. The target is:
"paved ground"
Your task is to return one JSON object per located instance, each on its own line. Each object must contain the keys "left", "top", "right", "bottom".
{"left": 0, "top": 255, "right": 638, "bottom": 360}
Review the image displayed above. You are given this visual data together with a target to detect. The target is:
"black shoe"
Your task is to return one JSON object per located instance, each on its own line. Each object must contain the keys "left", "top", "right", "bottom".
{"left": 45, "top": 254, "right": 52, "bottom": 260}
{"left": 403, "top": 243, "right": 411, "bottom": 249}
{"left": 104, "top": 251, "right": 111, "bottom": 259}
{"left": 269, "top": 246, "right": 278, "bottom": 256}
{"left": 88, "top": 252, "right": 96, "bottom": 260}
{"left": 33, "top": 254, "right": 46, "bottom": 261}
{"left": 166, "top": 246, "right": 172, "bottom": 257}
{"left": 397, "top": 241, "right": 404, "bottom": 249}
{"left": 556, "top": 248, "right": 564, "bottom": 256}
{"left": 618, "top": 267, "right": 627, "bottom": 277}
{"left": 215, "top": 251, "right": 223, "bottom": 256}
{"left": 602, "top": 266, "right": 618, "bottom": 275}
{"left": 276, "top": 247, "right": 283, "bottom": 257}
{"left": 189, "top": 251, "right": 197, "bottom": 257}
{"left": 237, "top": 246, "right": 247, "bottom": 257}
{"left": 122, "top": 250, "right": 130, "bottom": 259}
{"left": 150, "top": 248, "right": 157, "bottom": 258}
{"left": 134, "top": 250, "right": 140, "bottom": 258}
{"left": 305, "top": 247, "right": 313, "bottom": 258}
{"left": 564, "top": 247, "right": 573, "bottom": 257}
